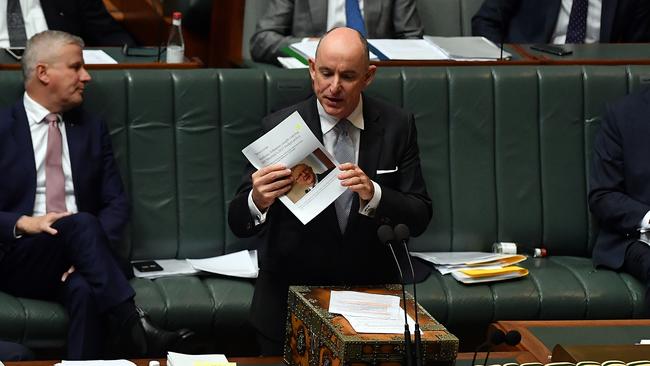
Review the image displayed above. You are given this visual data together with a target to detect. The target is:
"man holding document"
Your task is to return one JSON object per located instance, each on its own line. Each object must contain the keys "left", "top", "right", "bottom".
{"left": 229, "top": 27, "right": 431, "bottom": 354}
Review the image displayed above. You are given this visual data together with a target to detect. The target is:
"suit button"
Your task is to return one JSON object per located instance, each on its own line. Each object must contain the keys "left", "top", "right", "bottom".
{"left": 246, "top": 223, "right": 252, "bottom": 230}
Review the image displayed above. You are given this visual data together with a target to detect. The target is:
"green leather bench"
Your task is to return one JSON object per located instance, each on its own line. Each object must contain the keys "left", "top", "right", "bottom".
{"left": 1, "top": 65, "right": 649, "bottom": 354}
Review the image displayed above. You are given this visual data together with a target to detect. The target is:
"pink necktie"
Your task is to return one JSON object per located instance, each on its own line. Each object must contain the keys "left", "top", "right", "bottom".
{"left": 45, "top": 113, "right": 66, "bottom": 213}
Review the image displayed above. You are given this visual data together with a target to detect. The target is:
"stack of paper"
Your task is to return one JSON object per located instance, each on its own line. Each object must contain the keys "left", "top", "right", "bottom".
{"left": 281, "top": 40, "right": 378, "bottom": 67}
{"left": 328, "top": 291, "right": 415, "bottom": 334}
{"left": 424, "top": 36, "right": 512, "bottom": 60}
{"left": 167, "top": 351, "right": 233, "bottom": 366}
{"left": 411, "top": 252, "right": 528, "bottom": 284}
{"left": 133, "top": 250, "right": 258, "bottom": 279}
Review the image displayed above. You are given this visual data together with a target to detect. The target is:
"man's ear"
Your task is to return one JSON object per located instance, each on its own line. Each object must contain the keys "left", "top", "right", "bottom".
{"left": 364, "top": 65, "right": 377, "bottom": 88}
{"left": 308, "top": 58, "right": 316, "bottom": 80}
{"left": 35, "top": 63, "right": 49, "bottom": 84}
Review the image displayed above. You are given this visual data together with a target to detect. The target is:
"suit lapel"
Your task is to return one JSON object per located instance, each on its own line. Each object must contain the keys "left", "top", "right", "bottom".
{"left": 363, "top": 0, "right": 382, "bottom": 37}
{"left": 600, "top": 0, "right": 618, "bottom": 42}
{"left": 62, "top": 109, "right": 84, "bottom": 195}
{"left": 12, "top": 102, "right": 37, "bottom": 194}
{"left": 358, "top": 95, "right": 383, "bottom": 182}
{"left": 309, "top": 0, "right": 327, "bottom": 33}
{"left": 543, "top": 0, "right": 563, "bottom": 41}
{"left": 346, "top": 95, "right": 383, "bottom": 232}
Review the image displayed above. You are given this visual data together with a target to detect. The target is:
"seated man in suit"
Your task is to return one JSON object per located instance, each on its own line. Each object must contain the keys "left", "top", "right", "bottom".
{"left": 472, "top": 0, "right": 650, "bottom": 44}
{"left": 589, "top": 87, "right": 650, "bottom": 307}
{"left": 1, "top": 0, "right": 136, "bottom": 48}
{"left": 230, "top": 26, "right": 432, "bottom": 354}
{"left": 250, "top": 0, "right": 424, "bottom": 65}
{"left": 0, "top": 30, "right": 187, "bottom": 359}
{"left": 0, "top": 341, "right": 34, "bottom": 361}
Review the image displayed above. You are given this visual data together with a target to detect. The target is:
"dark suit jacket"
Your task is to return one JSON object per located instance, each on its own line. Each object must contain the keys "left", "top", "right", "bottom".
{"left": 472, "top": 0, "right": 650, "bottom": 44}
{"left": 589, "top": 88, "right": 650, "bottom": 270}
{"left": 0, "top": 100, "right": 129, "bottom": 256}
{"left": 250, "top": 0, "right": 424, "bottom": 64}
{"left": 42, "top": 0, "right": 136, "bottom": 47}
{"left": 228, "top": 94, "right": 432, "bottom": 340}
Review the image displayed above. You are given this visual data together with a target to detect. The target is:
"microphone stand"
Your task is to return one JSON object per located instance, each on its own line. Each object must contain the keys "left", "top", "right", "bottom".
{"left": 396, "top": 224, "right": 422, "bottom": 366}
{"left": 386, "top": 242, "right": 413, "bottom": 366}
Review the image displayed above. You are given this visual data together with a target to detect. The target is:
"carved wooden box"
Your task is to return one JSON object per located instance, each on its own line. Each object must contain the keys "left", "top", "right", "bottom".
{"left": 283, "top": 285, "right": 458, "bottom": 366}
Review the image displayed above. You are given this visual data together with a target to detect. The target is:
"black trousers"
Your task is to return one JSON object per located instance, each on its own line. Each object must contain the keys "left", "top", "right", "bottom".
{"left": 623, "top": 241, "right": 650, "bottom": 306}
{"left": 0, "top": 341, "right": 34, "bottom": 361}
{"left": 0, "top": 213, "right": 134, "bottom": 359}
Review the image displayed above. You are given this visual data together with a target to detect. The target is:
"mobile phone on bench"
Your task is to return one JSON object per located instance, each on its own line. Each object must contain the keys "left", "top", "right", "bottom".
{"left": 530, "top": 44, "right": 573, "bottom": 56}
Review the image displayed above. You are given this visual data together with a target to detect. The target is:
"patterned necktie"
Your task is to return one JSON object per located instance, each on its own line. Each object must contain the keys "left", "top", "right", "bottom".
{"left": 333, "top": 120, "right": 355, "bottom": 233}
{"left": 345, "top": 0, "right": 367, "bottom": 37}
{"left": 45, "top": 113, "right": 67, "bottom": 213}
{"left": 565, "top": 0, "right": 588, "bottom": 43}
{"left": 7, "top": 0, "right": 27, "bottom": 47}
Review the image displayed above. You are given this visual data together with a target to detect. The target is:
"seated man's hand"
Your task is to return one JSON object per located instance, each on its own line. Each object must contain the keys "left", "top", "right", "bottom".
{"left": 338, "top": 163, "right": 374, "bottom": 201}
{"left": 251, "top": 163, "right": 293, "bottom": 211}
{"left": 16, "top": 212, "right": 72, "bottom": 236}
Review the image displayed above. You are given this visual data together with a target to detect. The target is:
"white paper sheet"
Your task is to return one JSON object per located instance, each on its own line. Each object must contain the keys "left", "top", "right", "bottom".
{"left": 242, "top": 111, "right": 347, "bottom": 224}
{"left": 368, "top": 39, "right": 448, "bottom": 60}
{"left": 343, "top": 310, "right": 416, "bottom": 334}
{"left": 188, "top": 250, "right": 258, "bottom": 278}
{"left": 411, "top": 251, "right": 511, "bottom": 266}
{"left": 277, "top": 56, "right": 308, "bottom": 69}
{"left": 82, "top": 50, "right": 118, "bottom": 64}
{"left": 133, "top": 259, "right": 199, "bottom": 279}
{"left": 329, "top": 291, "right": 401, "bottom": 319}
{"left": 167, "top": 351, "right": 228, "bottom": 366}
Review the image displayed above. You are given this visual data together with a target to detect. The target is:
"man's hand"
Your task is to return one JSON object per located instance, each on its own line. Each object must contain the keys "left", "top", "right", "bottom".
{"left": 61, "top": 266, "right": 75, "bottom": 282}
{"left": 16, "top": 212, "right": 72, "bottom": 236}
{"left": 251, "top": 163, "right": 293, "bottom": 211}
{"left": 338, "top": 163, "right": 374, "bottom": 201}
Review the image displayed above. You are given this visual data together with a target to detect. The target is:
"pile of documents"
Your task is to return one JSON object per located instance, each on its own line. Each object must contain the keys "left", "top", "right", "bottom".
{"left": 279, "top": 36, "right": 510, "bottom": 68}
{"left": 167, "top": 351, "right": 233, "bottom": 366}
{"left": 133, "top": 249, "right": 258, "bottom": 279}
{"left": 411, "top": 252, "right": 528, "bottom": 284}
{"left": 328, "top": 291, "right": 415, "bottom": 334}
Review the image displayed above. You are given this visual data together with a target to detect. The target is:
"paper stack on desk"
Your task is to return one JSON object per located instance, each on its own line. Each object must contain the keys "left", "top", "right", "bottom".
{"left": 328, "top": 291, "right": 415, "bottom": 334}
{"left": 133, "top": 250, "right": 258, "bottom": 279}
{"left": 167, "top": 351, "right": 233, "bottom": 366}
{"left": 411, "top": 252, "right": 528, "bottom": 284}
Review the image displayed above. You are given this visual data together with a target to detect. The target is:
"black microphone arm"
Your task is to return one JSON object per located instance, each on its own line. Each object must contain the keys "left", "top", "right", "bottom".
{"left": 472, "top": 329, "right": 505, "bottom": 366}
{"left": 395, "top": 223, "right": 422, "bottom": 366}
{"left": 377, "top": 225, "right": 413, "bottom": 366}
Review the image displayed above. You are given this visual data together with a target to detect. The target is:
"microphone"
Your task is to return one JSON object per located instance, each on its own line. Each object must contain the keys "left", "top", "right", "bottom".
{"left": 482, "top": 330, "right": 521, "bottom": 366}
{"left": 377, "top": 225, "right": 413, "bottom": 366}
{"left": 471, "top": 329, "right": 505, "bottom": 366}
{"left": 394, "top": 224, "right": 422, "bottom": 366}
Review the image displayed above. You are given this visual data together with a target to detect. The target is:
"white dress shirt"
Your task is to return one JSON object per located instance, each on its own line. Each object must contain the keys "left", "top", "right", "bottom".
{"left": 327, "top": 0, "right": 364, "bottom": 31}
{"left": 0, "top": 0, "right": 48, "bottom": 48}
{"left": 551, "top": 0, "right": 602, "bottom": 44}
{"left": 24, "top": 92, "right": 78, "bottom": 216}
{"left": 248, "top": 98, "right": 382, "bottom": 225}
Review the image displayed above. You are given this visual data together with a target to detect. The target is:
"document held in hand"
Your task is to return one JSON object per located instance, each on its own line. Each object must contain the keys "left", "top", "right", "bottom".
{"left": 242, "top": 111, "right": 347, "bottom": 224}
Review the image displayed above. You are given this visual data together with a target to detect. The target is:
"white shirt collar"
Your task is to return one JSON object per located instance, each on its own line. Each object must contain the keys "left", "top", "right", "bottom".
{"left": 318, "top": 97, "right": 364, "bottom": 135}
{"left": 23, "top": 92, "right": 59, "bottom": 126}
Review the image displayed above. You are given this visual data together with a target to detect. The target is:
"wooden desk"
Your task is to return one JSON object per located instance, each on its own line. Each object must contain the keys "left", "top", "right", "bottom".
{"left": 491, "top": 320, "right": 650, "bottom": 363}
{"left": 0, "top": 47, "right": 203, "bottom": 70}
